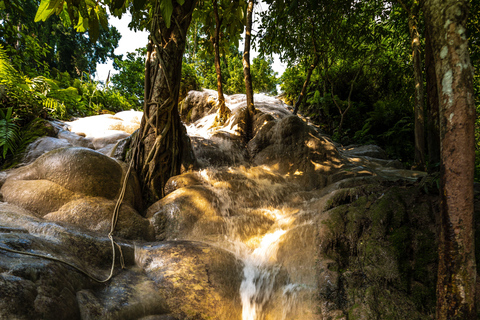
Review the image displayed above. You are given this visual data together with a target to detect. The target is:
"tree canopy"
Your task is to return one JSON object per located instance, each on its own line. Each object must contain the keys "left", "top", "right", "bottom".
{"left": 0, "top": 1, "right": 478, "bottom": 316}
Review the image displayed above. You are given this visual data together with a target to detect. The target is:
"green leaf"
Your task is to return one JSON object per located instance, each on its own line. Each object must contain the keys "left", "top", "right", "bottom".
{"left": 160, "top": 0, "right": 173, "bottom": 28}
{"left": 98, "top": 7, "right": 108, "bottom": 29}
{"left": 176, "top": 0, "right": 184, "bottom": 5}
{"left": 88, "top": 8, "right": 100, "bottom": 41}
{"left": 34, "top": 0, "right": 57, "bottom": 22}
{"left": 58, "top": 4, "right": 72, "bottom": 26}
{"left": 133, "top": 0, "right": 147, "bottom": 11}
{"left": 75, "top": 14, "right": 88, "bottom": 32}
{"left": 113, "top": 0, "right": 124, "bottom": 10}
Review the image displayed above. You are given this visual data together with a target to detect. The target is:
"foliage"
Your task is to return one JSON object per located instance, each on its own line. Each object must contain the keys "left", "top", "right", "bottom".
{"left": 0, "top": 107, "right": 20, "bottom": 159}
{"left": 1, "top": 0, "right": 121, "bottom": 78}
{"left": 180, "top": 61, "right": 201, "bottom": 100}
{"left": 189, "top": 44, "right": 279, "bottom": 96}
{"left": 0, "top": 42, "right": 136, "bottom": 164}
{"left": 251, "top": 57, "right": 279, "bottom": 95}
{"left": 193, "top": 0, "right": 246, "bottom": 54}
{"left": 111, "top": 46, "right": 200, "bottom": 104}
{"left": 272, "top": 1, "right": 416, "bottom": 163}
{"left": 280, "top": 65, "right": 305, "bottom": 105}
{"left": 112, "top": 47, "right": 147, "bottom": 107}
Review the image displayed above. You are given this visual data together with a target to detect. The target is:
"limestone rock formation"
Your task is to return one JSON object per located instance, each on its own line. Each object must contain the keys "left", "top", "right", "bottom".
{"left": 0, "top": 91, "right": 449, "bottom": 320}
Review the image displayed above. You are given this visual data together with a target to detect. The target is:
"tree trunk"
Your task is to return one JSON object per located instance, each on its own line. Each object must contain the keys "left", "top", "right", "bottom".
{"left": 330, "top": 65, "right": 362, "bottom": 135}
{"left": 293, "top": 54, "right": 319, "bottom": 115}
{"left": 424, "top": 1, "right": 477, "bottom": 319}
{"left": 213, "top": 0, "right": 229, "bottom": 122}
{"left": 424, "top": 22, "right": 440, "bottom": 167}
{"left": 409, "top": 13, "right": 426, "bottom": 170}
{"left": 243, "top": 0, "right": 255, "bottom": 141}
{"left": 398, "top": 0, "right": 425, "bottom": 170}
{"left": 133, "top": 0, "right": 197, "bottom": 205}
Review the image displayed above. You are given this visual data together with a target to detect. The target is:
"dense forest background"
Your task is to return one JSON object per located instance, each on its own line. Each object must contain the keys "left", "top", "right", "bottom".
{"left": 0, "top": 0, "right": 478, "bottom": 175}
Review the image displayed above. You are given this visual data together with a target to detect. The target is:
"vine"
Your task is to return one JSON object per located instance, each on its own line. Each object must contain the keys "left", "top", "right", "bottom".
{"left": 132, "top": 0, "right": 196, "bottom": 205}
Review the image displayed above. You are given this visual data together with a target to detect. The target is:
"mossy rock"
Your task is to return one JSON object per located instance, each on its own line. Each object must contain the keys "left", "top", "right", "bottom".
{"left": 320, "top": 182, "right": 438, "bottom": 318}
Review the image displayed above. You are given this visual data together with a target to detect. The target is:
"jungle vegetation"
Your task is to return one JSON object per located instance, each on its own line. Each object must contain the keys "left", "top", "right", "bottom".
{"left": 0, "top": 0, "right": 479, "bottom": 317}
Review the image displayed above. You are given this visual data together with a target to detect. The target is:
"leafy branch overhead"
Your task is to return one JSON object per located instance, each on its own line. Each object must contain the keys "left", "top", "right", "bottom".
{"left": 34, "top": 0, "right": 186, "bottom": 41}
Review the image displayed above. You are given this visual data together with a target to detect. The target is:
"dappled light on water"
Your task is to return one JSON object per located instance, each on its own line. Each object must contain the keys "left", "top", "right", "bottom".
{"left": 195, "top": 161, "right": 303, "bottom": 319}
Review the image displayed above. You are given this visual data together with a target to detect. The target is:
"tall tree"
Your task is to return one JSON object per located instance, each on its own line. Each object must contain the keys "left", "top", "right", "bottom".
{"left": 424, "top": 0, "right": 477, "bottom": 318}
{"left": 212, "top": 0, "right": 227, "bottom": 119}
{"left": 258, "top": 0, "right": 327, "bottom": 114}
{"left": 36, "top": 0, "right": 197, "bottom": 205}
{"left": 397, "top": 0, "right": 426, "bottom": 170}
{"left": 243, "top": 0, "right": 254, "bottom": 141}
{"left": 243, "top": 0, "right": 254, "bottom": 113}
{"left": 194, "top": 0, "right": 246, "bottom": 122}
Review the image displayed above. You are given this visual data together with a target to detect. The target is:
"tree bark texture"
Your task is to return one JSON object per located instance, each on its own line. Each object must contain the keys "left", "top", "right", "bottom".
{"left": 243, "top": 0, "right": 255, "bottom": 114}
{"left": 213, "top": 0, "right": 228, "bottom": 121}
{"left": 133, "top": 0, "right": 197, "bottom": 205}
{"left": 424, "top": 1, "right": 477, "bottom": 318}
{"left": 425, "top": 22, "right": 440, "bottom": 166}
{"left": 243, "top": 0, "right": 255, "bottom": 141}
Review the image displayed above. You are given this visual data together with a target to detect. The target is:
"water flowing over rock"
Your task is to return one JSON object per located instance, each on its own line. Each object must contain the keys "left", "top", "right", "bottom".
{"left": 0, "top": 92, "right": 445, "bottom": 320}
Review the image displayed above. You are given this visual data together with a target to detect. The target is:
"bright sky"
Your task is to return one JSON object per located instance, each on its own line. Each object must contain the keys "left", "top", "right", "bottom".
{"left": 95, "top": 4, "right": 286, "bottom": 83}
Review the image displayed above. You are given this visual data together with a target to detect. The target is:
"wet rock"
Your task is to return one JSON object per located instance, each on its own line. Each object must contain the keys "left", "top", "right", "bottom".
{"left": 91, "top": 131, "right": 131, "bottom": 150}
{"left": 248, "top": 115, "right": 344, "bottom": 188}
{"left": 6, "top": 148, "right": 123, "bottom": 198}
{"left": 319, "top": 183, "right": 438, "bottom": 319}
{"left": 138, "top": 316, "right": 179, "bottom": 320}
{"left": 0, "top": 205, "right": 134, "bottom": 320}
{"left": 113, "top": 110, "right": 143, "bottom": 129}
{"left": 110, "top": 131, "right": 138, "bottom": 161}
{"left": 57, "top": 129, "right": 95, "bottom": 149}
{"left": 191, "top": 133, "right": 248, "bottom": 168}
{"left": 0, "top": 202, "right": 136, "bottom": 269}
{"left": 164, "top": 172, "right": 203, "bottom": 195}
{"left": 147, "top": 185, "right": 224, "bottom": 241}
{"left": 343, "top": 144, "right": 388, "bottom": 159}
{"left": 22, "top": 136, "right": 72, "bottom": 164}
{"left": 66, "top": 112, "right": 142, "bottom": 137}
{"left": 44, "top": 197, "right": 153, "bottom": 241}
{"left": 135, "top": 241, "right": 243, "bottom": 320}
{"left": 276, "top": 223, "right": 318, "bottom": 286}
{"left": 1, "top": 179, "right": 79, "bottom": 216}
{"left": 77, "top": 270, "right": 170, "bottom": 320}
{"left": 179, "top": 90, "right": 216, "bottom": 124}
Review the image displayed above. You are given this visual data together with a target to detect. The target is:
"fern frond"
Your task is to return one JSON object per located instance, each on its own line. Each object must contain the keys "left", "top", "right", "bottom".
{"left": 0, "top": 44, "right": 22, "bottom": 87}
{"left": 0, "top": 109, "right": 21, "bottom": 158}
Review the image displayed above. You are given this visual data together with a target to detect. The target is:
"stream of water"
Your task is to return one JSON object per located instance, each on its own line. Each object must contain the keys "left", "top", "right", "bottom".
{"left": 185, "top": 94, "right": 308, "bottom": 320}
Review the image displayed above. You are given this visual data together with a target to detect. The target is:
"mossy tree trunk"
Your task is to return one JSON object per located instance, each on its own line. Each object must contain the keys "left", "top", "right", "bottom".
{"left": 133, "top": 0, "right": 197, "bottom": 205}
{"left": 425, "top": 0, "right": 477, "bottom": 318}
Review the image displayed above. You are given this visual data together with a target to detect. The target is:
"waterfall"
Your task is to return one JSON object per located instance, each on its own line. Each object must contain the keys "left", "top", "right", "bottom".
{"left": 179, "top": 92, "right": 322, "bottom": 319}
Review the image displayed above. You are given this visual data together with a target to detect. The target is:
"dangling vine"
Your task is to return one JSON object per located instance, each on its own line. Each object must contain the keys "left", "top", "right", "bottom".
{"left": 132, "top": 0, "right": 196, "bottom": 205}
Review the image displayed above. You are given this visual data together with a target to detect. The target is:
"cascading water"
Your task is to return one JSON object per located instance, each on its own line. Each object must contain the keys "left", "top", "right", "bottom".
{"left": 185, "top": 93, "right": 310, "bottom": 319}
